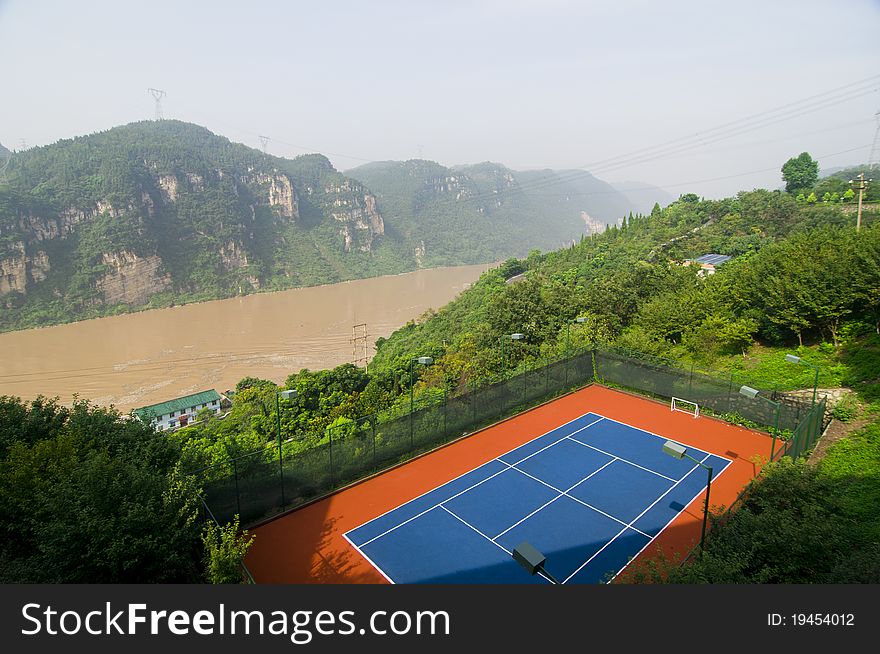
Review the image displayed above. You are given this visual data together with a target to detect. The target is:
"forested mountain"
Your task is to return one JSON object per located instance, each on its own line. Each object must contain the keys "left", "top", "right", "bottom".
{"left": 345, "top": 160, "right": 639, "bottom": 266}
{"left": 0, "top": 121, "right": 415, "bottom": 331}
{"left": 0, "top": 122, "right": 653, "bottom": 332}
{"left": 370, "top": 189, "right": 879, "bottom": 372}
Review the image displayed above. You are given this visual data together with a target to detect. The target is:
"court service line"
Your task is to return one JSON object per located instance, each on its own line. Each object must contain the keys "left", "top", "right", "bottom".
{"left": 352, "top": 415, "right": 607, "bottom": 549}
{"left": 438, "top": 505, "right": 513, "bottom": 556}
{"left": 491, "top": 457, "right": 618, "bottom": 541}
{"left": 565, "top": 435, "right": 678, "bottom": 482}
{"left": 562, "top": 452, "right": 713, "bottom": 584}
{"left": 499, "top": 460, "right": 652, "bottom": 539}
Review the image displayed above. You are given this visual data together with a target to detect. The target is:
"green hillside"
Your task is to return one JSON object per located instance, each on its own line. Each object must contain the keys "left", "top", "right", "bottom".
{"left": 346, "top": 160, "right": 640, "bottom": 265}
{"left": 0, "top": 123, "right": 655, "bottom": 332}
{"left": 0, "top": 121, "right": 418, "bottom": 331}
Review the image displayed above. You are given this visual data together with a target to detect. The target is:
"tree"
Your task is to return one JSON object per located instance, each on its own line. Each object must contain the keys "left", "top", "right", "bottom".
{"left": 202, "top": 515, "right": 255, "bottom": 584}
{"left": 0, "top": 398, "right": 203, "bottom": 582}
{"left": 781, "top": 152, "right": 819, "bottom": 193}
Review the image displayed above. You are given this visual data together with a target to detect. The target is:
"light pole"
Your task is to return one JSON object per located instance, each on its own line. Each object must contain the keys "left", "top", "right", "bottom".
{"left": 501, "top": 333, "right": 525, "bottom": 372}
{"left": 785, "top": 354, "right": 819, "bottom": 407}
{"left": 512, "top": 541, "right": 561, "bottom": 584}
{"left": 662, "top": 440, "right": 714, "bottom": 554}
{"left": 739, "top": 385, "right": 781, "bottom": 460}
{"left": 566, "top": 316, "right": 588, "bottom": 354}
{"left": 409, "top": 356, "right": 433, "bottom": 447}
{"left": 275, "top": 388, "right": 298, "bottom": 506}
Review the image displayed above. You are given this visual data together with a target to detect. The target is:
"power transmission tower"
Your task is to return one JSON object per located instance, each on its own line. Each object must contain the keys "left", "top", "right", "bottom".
{"left": 869, "top": 109, "right": 880, "bottom": 171}
{"left": 259, "top": 135, "right": 270, "bottom": 154}
{"left": 18, "top": 139, "right": 27, "bottom": 151}
{"left": 351, "top": 323, "right": 369, "bottom": 369}
{"left": 850, "top": 173, "right": 871, "bottom": 231}
{"left": 147, "top": 88, "right": 166, "bottom": 120}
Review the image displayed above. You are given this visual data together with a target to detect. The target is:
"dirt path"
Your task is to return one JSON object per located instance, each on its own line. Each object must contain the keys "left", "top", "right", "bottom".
{"left": 808, "top": 415, "right": 872, "bottom": 463}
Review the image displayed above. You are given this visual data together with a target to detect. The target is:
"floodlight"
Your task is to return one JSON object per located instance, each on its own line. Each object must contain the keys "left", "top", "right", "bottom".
{"left": 660, "top": 441, "right": 714, "bottom": 553}
{"left": 662, "top": 440, "right": 686, "bottom": 459}
{"left": 785, "top": 354, "right": 801, "bottom": 364}
{"left": 739, "top": 385, "right": 760, "bottom": 399}
{"left": 511, "top": 333, "right": 525, "bottom": 340}
{"left": 279, "top": 389, "right": 298, "bottom": 401}
{"left": 416, "top": 356, "right": 433, "bottom": 365}
{"left": 511, "top": 541, "right": 560, "bottom": 584}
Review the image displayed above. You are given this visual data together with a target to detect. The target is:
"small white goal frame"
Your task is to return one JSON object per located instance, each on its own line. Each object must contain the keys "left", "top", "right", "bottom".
{"left": 671, "top": 397, "right": 700, "bottom": 418}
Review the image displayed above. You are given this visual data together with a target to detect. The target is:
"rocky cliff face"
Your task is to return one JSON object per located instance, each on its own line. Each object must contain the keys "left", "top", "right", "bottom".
{"left": 0, "top": 120, "right": 397, "bottom": 330}
{"left": 95, "top": 251, "right": 171, "bottom": 305}
{"left": 253, "top": 171, "right": 299, "bottom": 219}
{"left": 0, "top": 243, "right": 50, "bottom": 295}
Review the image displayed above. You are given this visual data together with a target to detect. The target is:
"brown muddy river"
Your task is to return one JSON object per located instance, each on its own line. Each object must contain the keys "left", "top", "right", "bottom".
{"left": 0, "top": 264, "right": 493, "bottom": 412}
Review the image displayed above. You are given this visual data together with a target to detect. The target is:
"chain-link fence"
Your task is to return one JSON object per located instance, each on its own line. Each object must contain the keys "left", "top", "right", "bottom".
{"left": 194, "top": 347, "right": 827, "bottom": 527}
{"left": 195, "top": 350, "right": 595, "bottom": 525}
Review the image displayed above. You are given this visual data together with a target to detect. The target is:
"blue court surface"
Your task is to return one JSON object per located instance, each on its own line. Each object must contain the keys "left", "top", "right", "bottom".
{"left": 344, "top": 413, "right": 731, "bottom": 584}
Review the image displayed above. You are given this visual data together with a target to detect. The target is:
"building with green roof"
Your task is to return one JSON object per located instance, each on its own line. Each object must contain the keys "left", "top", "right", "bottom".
{"left": 133, "top": 389, "right": 222, "bottom": 431}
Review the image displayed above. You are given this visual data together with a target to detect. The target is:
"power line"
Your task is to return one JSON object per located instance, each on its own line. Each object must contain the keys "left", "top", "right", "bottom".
{"left": 452, "top": 80, "right": 880, "bottom": 204}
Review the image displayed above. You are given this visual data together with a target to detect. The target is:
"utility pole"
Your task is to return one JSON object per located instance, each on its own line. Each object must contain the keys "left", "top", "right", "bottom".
{"left": 147, "top": 88, "right": 166, "bottom": 120}
{"left": 850, "top": 173, "right": 871, "bottom": 231}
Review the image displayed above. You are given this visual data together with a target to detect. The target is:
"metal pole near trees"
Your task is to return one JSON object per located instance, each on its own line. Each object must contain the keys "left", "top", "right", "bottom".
{"left": 850, "top": 173, "right": 870, "bottom": 231}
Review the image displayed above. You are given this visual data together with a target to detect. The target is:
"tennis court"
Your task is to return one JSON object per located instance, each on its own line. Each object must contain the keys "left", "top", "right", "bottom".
{"left": 344, "top": 412, "right": 729, "bottom": 584}
{"left": 245, "top": 385, "right": 769, "bottom": 584}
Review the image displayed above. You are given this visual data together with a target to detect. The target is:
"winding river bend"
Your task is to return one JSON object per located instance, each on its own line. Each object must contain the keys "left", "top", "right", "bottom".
{"left": 0, "top": 264, "right": 493, "bottom": 412}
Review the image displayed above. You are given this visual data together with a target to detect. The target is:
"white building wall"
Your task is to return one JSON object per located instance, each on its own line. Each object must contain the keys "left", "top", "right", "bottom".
{"left": 150, "top": 399, "right": 221, "bottom": 431}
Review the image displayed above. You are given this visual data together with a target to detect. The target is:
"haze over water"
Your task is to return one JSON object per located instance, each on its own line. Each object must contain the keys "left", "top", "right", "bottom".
{"left": 0, "top": 264, "right": 492, "bottom": 412}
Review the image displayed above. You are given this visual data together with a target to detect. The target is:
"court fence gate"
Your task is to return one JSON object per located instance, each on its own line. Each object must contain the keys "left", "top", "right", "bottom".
{"left": 192, "top": 347, "right": 827, "bottom": 531}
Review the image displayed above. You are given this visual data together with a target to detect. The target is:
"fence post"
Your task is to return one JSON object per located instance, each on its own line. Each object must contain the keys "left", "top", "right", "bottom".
{"left": 726, "top": 372, "right": 734, "bottom": 413}
{"left": 471, "top": 380, "right": 477, "bottom": 429}
{"left": 688, "top": 362, "right": 694, "bottom": 396}
{"left": 329, "top": 428, "right": 334, "bottom": 487}
{"left": 233, "top": 458, "right": 241, "bottom": 520}
{"left": 443, "top": 390, "right": 448, "bottom": 440}
{"left": 371, "top": 417, "right": 377, "bottom": 471}
{"left": 592, "top": 348, "right": 599, "bottom": 382}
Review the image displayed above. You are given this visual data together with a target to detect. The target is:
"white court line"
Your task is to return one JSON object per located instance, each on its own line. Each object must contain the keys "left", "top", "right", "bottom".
{"left": 345, "top": 408, "right": 734, "bottom": 585}
{"left": 346, "top": 411, "right": 602, "bottom": 541}
{"left": 598, "top": 413, "right": 716, "bottom": 462}
{"left": 352, "top": 415, "right": 606, "bottom": 548}
{"left": 491, "top": 457, "right": 618, "bottom": 541}
{"left": 565, "top": 435, "right": 678, "bottom": 482}
{"left": 500, "top": 461, "right": 652, "bottom": 539}
{"left": 342, "top": 532, "right": 396, "bottom": 585}
{"left": 439, "top": 505, "right": 512, "bottom": 555}
{"left": 605, "top": 458, "right": 732, "bottom": 583}
{"left": 562, "top": 452, "right": 714, "bottom": 584}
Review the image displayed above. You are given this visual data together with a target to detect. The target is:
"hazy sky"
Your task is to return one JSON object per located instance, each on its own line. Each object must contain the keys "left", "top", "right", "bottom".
{"left": 1, "top": 0, "right": 878, "bottom": 198}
